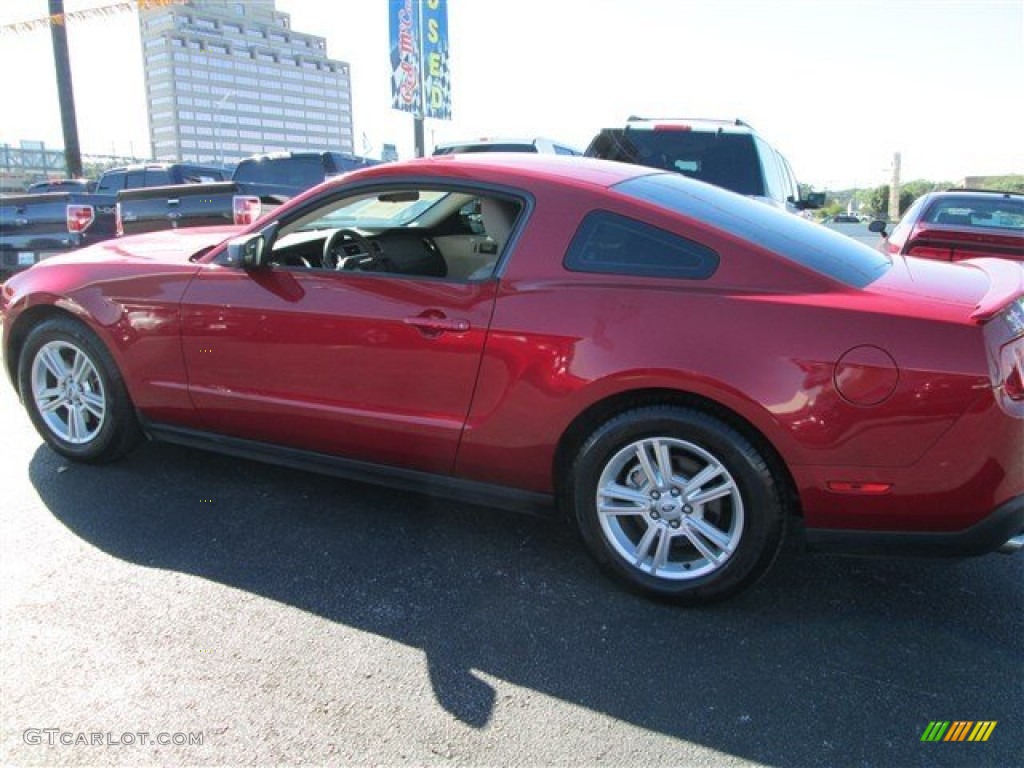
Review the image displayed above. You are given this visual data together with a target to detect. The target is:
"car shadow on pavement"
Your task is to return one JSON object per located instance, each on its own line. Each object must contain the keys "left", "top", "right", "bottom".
{"left": 28, "top": 442, "right": 1023, "bottom": 766}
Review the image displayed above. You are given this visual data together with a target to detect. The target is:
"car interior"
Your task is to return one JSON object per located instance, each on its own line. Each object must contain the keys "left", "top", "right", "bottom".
{"left": 264, "top": 188, "right": 523, "bottom": 281}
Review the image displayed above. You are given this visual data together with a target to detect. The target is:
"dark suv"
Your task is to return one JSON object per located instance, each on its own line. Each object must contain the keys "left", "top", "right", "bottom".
{"left": 586, "top": 117, "right": 823, "bottom": 213}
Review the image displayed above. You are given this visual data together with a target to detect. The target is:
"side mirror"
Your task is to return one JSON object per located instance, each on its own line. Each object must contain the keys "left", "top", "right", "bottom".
{"left": 868, "top": 220, "right": 888, "bottom": 235}
{"left": 792, "top": 192, "right": 826, "bottom": 211}
{"left": 226, "top": 233, "right": 266, "bottom": 269}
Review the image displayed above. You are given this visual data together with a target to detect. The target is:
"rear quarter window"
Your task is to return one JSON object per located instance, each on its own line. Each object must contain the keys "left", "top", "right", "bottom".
{"left": 564, "top": 210, "right": 719, "bottom": 280}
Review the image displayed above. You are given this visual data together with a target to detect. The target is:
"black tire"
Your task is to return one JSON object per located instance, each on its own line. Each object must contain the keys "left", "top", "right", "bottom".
{"left": 17, "top": 316, "right": 143, "bottom": 464}
{"left": 568, "top": 406, "right": 786, "bottom": 604}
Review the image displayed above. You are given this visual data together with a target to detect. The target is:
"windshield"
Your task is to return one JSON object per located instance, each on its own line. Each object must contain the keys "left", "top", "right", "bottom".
{"left": 617, "top": 173, "right": 892, "bottom": 288}
{"left": 234, "top": 156, "right": 326, "bottom": 188}
{"left": 924, "top": 195, "right": 1024, "bottom": 231}
{"left": 590, "top": 129, "right": 764, "bottom": 196}
{"left": 297, "top": 190, "right": 450, "bottom": 230}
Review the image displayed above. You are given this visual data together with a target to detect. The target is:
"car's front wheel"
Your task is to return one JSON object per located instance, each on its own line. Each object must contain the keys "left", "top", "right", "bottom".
{"left": 18, "top": 316, "right": 142, "bottom": 463}
{"left": 569, "top": 406, "right": 787, "bottom": 604}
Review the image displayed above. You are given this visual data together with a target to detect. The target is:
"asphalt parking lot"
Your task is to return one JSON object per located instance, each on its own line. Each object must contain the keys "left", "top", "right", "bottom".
{"left": 1, "top": 386, "right": 1021, "bottom": 767}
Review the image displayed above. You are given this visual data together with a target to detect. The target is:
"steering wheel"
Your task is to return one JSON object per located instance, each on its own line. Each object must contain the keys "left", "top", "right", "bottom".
{"left": 322, "top": 228, "right": 377, "bottom": 270}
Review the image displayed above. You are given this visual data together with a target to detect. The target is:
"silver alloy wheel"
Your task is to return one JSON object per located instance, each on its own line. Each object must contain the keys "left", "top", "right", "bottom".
{"left": 30, "top": 340, "right": 107, "bottom": 445}
{"left": 596, "top": 437, "right": 744, "bottom": 580}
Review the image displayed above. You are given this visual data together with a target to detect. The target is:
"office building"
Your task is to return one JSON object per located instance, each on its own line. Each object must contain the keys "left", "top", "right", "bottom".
{"left": 139, "top": 0, "right": 354, "bottom": 164}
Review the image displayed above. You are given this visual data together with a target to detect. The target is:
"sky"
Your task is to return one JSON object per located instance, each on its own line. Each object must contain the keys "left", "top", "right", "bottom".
{"left": 0, "top": 0, "right": 1021, "bottom": 190}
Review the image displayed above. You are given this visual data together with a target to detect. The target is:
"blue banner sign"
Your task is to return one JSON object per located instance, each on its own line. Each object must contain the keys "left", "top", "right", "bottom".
{"left": 421, "top": 0, "right": 451, "bottom": 120}
{"left": 389, "top": 0, "right": 421, "bottom": 114}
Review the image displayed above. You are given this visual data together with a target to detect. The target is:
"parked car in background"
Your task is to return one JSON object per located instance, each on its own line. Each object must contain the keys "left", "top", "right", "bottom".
{"left": 116, "top": 151, "right": 379, "bottom": 236}
{"left": 26, "top": 179, "right": 95, "bottom": 195}
{"left": 585, "top": 116, "right": 824, "bottom": 214}
{"left": 95, "top": 162, "right": 226, "bottom": 194}
{"left": 433, "top": 137, "right": 582, "bottom": 155}
{"left": 1, "top": 162, "right": 225, "bottom": 279}
{"left": 0, "top": 191, "right": 117, "bottom": 280}
{"left": 824, "top": 214, "right": 864, "bottom": 224}
{"left": 871, "top": 190, "right": 1024, "bottom": 262}
{"left": 3, "top": 155, "right": 1021, "bottom": 604}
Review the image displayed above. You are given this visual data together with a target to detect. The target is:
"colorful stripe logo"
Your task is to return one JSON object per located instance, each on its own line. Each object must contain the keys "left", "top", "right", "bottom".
{"left": 921, "top": 721, "right": 997, "bottom": 742}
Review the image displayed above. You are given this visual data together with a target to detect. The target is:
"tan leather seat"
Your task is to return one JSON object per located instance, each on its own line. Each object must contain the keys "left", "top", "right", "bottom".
{"left": 469, "top": 198, "right": 518, "bottom": 279}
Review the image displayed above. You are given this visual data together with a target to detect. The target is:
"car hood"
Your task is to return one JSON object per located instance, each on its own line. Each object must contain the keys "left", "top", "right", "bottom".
{"left": 46, "top": 225, "right": 243, "bottom": 269}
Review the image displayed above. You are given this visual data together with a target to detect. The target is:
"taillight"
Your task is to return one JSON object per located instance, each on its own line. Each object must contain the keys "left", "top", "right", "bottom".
{"left": 115, "top": 202, "right": 123, "bottom": 236}
{"left": 1003, "top": 344, "right": 1024, "bottom": 401}
{"left": 233, "top": 195, "right": 261, "bottom": 226}
{"left": 906, "top": 245, "right": 952, "bottom": 260}
{"left": 1006, "top": 364, "right": 1024, "bottom": 400}
{"left": 66, "top": 204, "right": 94, "bottom": 233}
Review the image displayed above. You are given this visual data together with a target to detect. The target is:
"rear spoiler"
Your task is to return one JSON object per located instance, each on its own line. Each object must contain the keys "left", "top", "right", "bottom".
{"left": 966, "top": 257, "right": 1024, "bottom": 322}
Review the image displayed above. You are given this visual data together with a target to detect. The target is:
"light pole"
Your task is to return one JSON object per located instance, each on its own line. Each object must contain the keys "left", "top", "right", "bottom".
{"left": 212, "top": 90, "right": 235, "bottom": 168}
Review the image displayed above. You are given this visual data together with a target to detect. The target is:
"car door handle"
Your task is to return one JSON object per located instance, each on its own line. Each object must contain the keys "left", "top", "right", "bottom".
{"left": 403, "top": 315, "right": 471, "bottom": 334}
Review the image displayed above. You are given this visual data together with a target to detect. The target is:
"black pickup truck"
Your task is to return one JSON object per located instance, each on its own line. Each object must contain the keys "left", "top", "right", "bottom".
{"left": 0, "top": 162, "right": 225, "bottom": 279}
{"left": 116, "top": 151, "right": 379, "bottom": 236}
{"left": 0, "top": 191, "right": 117, "bottom": 278}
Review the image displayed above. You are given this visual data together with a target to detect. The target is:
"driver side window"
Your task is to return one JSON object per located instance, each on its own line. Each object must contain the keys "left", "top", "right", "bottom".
{"left": 263, "top": 185, "right": 523, "bottom": 282}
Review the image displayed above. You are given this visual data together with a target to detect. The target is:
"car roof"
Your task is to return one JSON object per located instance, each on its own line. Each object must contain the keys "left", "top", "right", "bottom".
{"left": 617, "top": 117, "right": 757, "bottom": 135}
{"left": 342, "top": 153, "right": 658, "bottom": 190}
{"left": 435, "top": 137, "right": 555, "bottom": 148}
{"left": 927, "top": 189, "right": 1023, "bottom": 200}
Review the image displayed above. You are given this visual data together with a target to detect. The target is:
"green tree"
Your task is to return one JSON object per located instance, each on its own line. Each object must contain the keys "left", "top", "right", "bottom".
{"left": 967, "top": 175, "right": 1024, "bottom": 192}
{"left": 868, "top": 185, "right": 916, "bottom": 219}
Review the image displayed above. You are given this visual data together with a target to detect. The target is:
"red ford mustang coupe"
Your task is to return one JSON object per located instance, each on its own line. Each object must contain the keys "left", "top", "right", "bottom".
{"left": 3, "top": 155, "right": 1022, "bottom": 603}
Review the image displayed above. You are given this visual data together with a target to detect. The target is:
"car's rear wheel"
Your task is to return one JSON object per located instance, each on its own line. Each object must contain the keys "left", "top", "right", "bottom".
{"left": 570, "top": 406, "right": 786, "bottom": 604}
{"left": 18, "top": 316, "right": 142, "bottom": 463}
